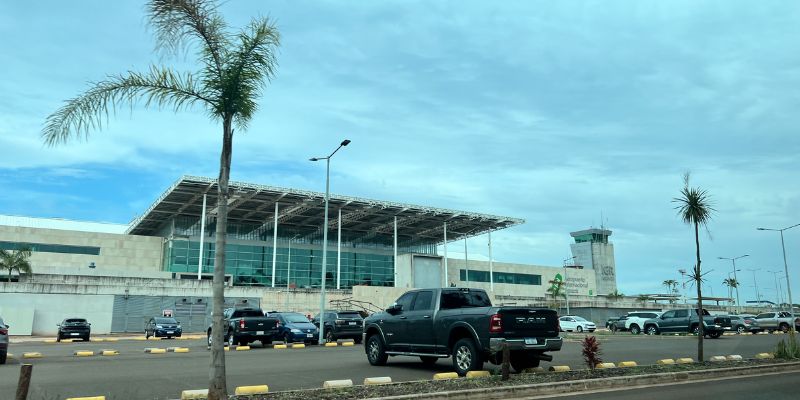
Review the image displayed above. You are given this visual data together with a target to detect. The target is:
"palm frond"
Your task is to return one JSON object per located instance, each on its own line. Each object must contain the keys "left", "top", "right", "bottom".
{"left": 672, "top": 173, "right": 715, "bottom": 228}
{"left": 42, "top": 66, "right": 214, "bottom": 145}
{"left": 148, "top": 0, "right": 228, "bottom": 74}
{"left": 224, "top": 17, "right": 280, "bottom": 129}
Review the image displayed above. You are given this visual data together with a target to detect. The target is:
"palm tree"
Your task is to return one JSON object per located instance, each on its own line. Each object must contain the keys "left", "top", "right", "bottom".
{"left": 723, "top": 278, "right": 739, "bottom": 312}
{"left": 40, "top": 2, "right": 280, "bottom": 398}
{"left": 636, "top": 294, "right": 651, "bottom": 305}
{"left": 663, "top": 279, "right": 678, "bottom": 304}
{"left": 547, "top": 278, "right": 566, "bottom": 310}
{"left": 605, "top": 290, "right": 625, "bottom": 302}
{"left": 0, "top": 247, "right": 33, "bottom": 282}
{"left": 673, "top": 172, "right": 715, "bottom": 361}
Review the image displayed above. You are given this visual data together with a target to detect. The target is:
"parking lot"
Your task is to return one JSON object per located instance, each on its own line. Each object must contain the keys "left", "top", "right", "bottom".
{"left": 0, "top": 332, "right": 791, "bottom": 400}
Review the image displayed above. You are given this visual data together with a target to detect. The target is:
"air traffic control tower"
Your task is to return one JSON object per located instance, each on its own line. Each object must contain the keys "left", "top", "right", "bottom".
{"left": 570, "top": 228, "right": 617, "bottom": 295}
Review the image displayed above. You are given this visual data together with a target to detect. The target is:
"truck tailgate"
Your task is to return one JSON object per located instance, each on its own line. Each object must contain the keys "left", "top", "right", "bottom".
{"left": 499, "top": 308, "right": 559, "bottom": 338}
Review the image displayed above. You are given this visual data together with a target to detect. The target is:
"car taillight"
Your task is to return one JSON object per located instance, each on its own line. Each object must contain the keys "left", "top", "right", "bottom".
{"left": 744, "top": 319, "right": 754, "bottom": 324}
{"left": 239, "top": 320, "right": 245, "bottom": 329}
{"left": 276, "top": 322, "right": 281, "bottom": 328}
{"left": 0, "top": 328, "right": 7, "bottom": 335}
{"left": 489, "top": 314, "right": 502, "bottom": 333}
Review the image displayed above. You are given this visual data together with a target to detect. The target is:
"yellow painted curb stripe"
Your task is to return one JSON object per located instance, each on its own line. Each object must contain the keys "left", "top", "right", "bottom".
{"left": 145, "top": 348, "right": 166, "bottom": 354}
{"left": 104, "top": 338, "right": 118, "bottom": 342}
{"left": 44, "top": 339, "right": 57, "bottom": 343}
{"left": 466, "top": 370, "right": 491, "bottom": 378}
{"left": 676, "top": 357, "right": 694, "bottom": 364}
{"left": 273, "top": 344, "right": 287, "bottom": 349}
{"left": 180, "top": 389, "right": 208, "bottom": 399}
{"left": 433, "top": 372, "right": 459, "bottom": 380}
{"left": 66, "top": 396, "right": 106, "bottom": 400}
{"left": 174, "top": 348, "right": 190, "bottom": 353}
{"left": 23, "top": 352, "right": 42, "bottom": 358}
{"left": 549, "top": 365, "right": 571, "bottom": 372}
{"left": 324, "top": 342, "right": 338, "bottom": 347}
{"left": 657, "top": 359, "right": 675, "bottom": 365}
{"left": 595, "top": 362, "right": 616, "bottom": 369}
{"left": 234, "top": 385, "right": 269, "bottom": 395}
{"left": 101, "top": 350, "right": 119, "bottom": 356}
{"left": 709, "top": 356, "right": 727, "bottom": 362}
{"left": 291, "top": 344, "right": 306, "bottom": 349}
{"left": 341, "top": 342, "right": 354, "bottom": 347}
{"left": 617, "top": 361, "right": 637, "bottom": 367}
{"left": 74, "top": 351, "right": 94, "bottom": 357}
{"left": 235, "top": 346, "right": 251, "bottom": 351}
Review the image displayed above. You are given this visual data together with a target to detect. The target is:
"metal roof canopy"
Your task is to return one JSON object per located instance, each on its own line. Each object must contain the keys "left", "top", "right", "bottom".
{"left": 127, "top": 176, "right": 524, "bottom": 247}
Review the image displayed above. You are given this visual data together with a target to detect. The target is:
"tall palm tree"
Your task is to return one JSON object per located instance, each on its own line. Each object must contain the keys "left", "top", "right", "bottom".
{"left": 663, "top": 279, "right": 679, "bottom": 303}
{"left": 0, "top": 247, "right": 33, "bottom": 282}
{"left": 673, "top": 172, "right": 714, "bottom": 361}
{"left": 40, "top": 1, "right": 280, "bottom": 398}
{"left": 547, "top": 278, "right": 566, "bottom": 310}
{"left": 723, "top": 278, "right": 739, "bottom": 311}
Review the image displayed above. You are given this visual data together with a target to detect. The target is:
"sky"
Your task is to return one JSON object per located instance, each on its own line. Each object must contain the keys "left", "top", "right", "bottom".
{"left": 1, "top": 1, "right": 799, "bottom": 303}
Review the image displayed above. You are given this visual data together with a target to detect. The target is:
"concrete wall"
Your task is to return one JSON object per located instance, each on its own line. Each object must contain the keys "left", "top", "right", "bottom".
{"left": 0, "top": 293, "right": 114, "bottom": 335}
{"left": 0, "top": 225, "right": 164, "bottom": 275}
{"left": 0, "top": 305, "right": 34, "bottom": 335}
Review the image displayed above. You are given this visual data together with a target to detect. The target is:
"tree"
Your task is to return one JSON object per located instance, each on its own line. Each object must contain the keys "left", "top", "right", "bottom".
{"left": 0, "top": 247, "right": 33, "bottom": 282}
{"left": 605, "top": 290, "right": 624, "bottom": 302}
{"left": 723, "top": 278, "right": 739, "bottom": 312}
{"left": 636, "top": 294, "right": 651, "bottom": 305}
{"left": 546, "top": 277, "right": 566, "bottom": 310}
{"left": 40, "top": 2, "right": 280, "bottom": 398}
{"left": 662, "top": 279, "right": 678, "bottom": 304}
{"left": 673, "top": 172, "right": 715, "bottom": 361}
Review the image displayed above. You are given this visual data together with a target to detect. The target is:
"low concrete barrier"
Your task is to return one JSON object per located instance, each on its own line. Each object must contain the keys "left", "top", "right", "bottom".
{"left": 522, "top": 367, "right": 545, "bottom": 373}
{"left": 364, "top": 376, "right": 393, "bottom": 385}
{"left": 676, "top": 358, "right": 694, "bottom": 364}
{"left": 709, "top": 356, "right": 727, "bottom": 362}
{"left": 147, "top": 337, "right": 162, "bottom": 341}
{"left": 466, "top": 370, "right": 491, "bottom": 378}
{"left": 617, "top": 361, "right": 637, "bottom": 368}
{"left": 180, "top": 389, "right": 208, "bottom": 399}
{"left": 291, "top": 343, "right": 306, "bottom": 349}
{"left": 657, "top": 359, "right": 675, "bottom": 365}
{"left": 756, "top": 353, "right": 775, "bottom": 359}
{"left": 341, "top": 342, "right": 355, "bottom": 347}
{"left": 323, "top": 379, "right": 354, "bottom": 388}
{"left": 101, "top": 350, "right": 119, "bottom": 356}
{"left": 235, "top": 346, "right": 251, "bottom": 351}
{"left": 145, "top": 348, "right": 166, "bottom": 354}
{"left": 726, "top": 355, "right": 743, "bottom": 361}
{"left": 73, "top": 351, "right": 94, "bottom": 357}
{"left": 234, "top": 385, "right": 269, "bottom": 395}
{"left": 44, "top": 339, "right": 56, "bottom": 343}
{"left": 22, "top": 352, "right": 42, "bottom": 358}
{"left": 65, "top": 396, "right": 105, "bottom": 400}
{"left": 104, "top": 338, "right": 119, "bottom": 342}
{"left": 595, "top": 363, "right": 616, "bottom": 369}
{"left": 548, "top": 366, "right": 570, "bottom": 372}
{"left": 433, "top": 372, "right": 459, "bottom": 380}
{"left": 325, "top": 342, "right": 338, "bottom": 347}
{"left": 91, "top": 338, "right": 105, "bottom": 342}
{"left": 273, "top": 344, "right": 288, "bottom": 349}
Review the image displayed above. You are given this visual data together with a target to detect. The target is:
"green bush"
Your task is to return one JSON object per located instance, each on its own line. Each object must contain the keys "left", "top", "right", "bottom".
{"left": 774, "top": 331, "right": 800, "bottom": 359}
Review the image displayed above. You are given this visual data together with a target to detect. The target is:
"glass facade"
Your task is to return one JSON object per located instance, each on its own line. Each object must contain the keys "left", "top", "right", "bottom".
{"left": 459, "top": 269, "right": 542, "bottom": 286}
{"left": 0, "top": 240, "right": 101, "bottom": 256}
{"left": 164, "top": 239, "right": 396, "bottom": 288}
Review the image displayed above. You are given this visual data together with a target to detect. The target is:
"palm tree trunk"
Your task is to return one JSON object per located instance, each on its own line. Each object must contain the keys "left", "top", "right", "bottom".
{"left": 694, "top": 221, "right": 704, "bottom": 361}
{"left": 208, "top": 116, "right": 233, "bottom": 400}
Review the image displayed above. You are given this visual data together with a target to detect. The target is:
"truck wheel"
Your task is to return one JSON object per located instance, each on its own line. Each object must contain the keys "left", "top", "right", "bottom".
{"left": 691, "top": 325, "right": 700, "bottom": 335}
{"left": 420, "top": 356, "right": 438, "bottom": 366}
{"left": 366, "top": 335, "right": 388, "bottom": 366}
{"left": 452, "top": 338, "right": 483, "bottom": 376}
{"left": 0, "top": 350, "right": 6, "bottom": 365}
{"left": 228, "top": 332, "right": 237, "bottom": 347}
{"left": 708, "top": 331, "right": 722, "bottom": 339}
{"left": 645, "top": 325, "right": 659, "bottom": 335}
{"left": 780, "top": 323, "right": 790, "bottom": 333}
{"left": 207, "top": 331, "right": 213, "bottom": 347}
{"left": 326, "top": 329, "right": 335, "bottom": 343}
{"left": 510, "top": 351, "right": 540, "bottom": 373}
{"left": 629, "top": 324, "right": 640, "bottom": 335}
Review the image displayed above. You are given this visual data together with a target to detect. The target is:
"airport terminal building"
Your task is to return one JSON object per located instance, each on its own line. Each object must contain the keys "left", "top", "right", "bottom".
{"left": 0, "top": 176, "right": 618, "bottom": 335}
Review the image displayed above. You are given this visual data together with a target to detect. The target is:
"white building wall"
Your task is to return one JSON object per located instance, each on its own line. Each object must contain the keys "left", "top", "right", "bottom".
{"left": 0, "top": 293, "right": 115, "bottom": 335}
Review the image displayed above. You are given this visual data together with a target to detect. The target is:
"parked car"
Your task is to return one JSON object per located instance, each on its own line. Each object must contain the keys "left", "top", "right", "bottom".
{"left": 313, "top": 310, "right": 364, "bottom": 344}
{"left": 624, "top": 311, "right": 662, "bottom": 335}
{"left": 363, "top": 287, "right": 562, "bottom": 376}
{"left": 268, "top": 312, "right": 319, "bottom": 344}
{"left": 642, "top": 308, "right": 726, "bottom": 338}
{"left": 605, "top": 316, "right": 626, "bottom": 331}
{"left": 0, "top": 316, "right": 8, "bottom": 365}
{"left": 145, "top": 317, "right": 182, "bottom": 339}
{"left": 558, "top": 316, "right": 596, "bottom": 333}
{"left": 755, "top": 312, "right": 800, "bottom": 333}
{"left": 57, "top": 318, "right": 91, "bottom": 341}
{"left": 208, "top": 307, "right": 280, "bottom": 347}
{"left": 727, "top": 315, "right": 760, "bottom": 334}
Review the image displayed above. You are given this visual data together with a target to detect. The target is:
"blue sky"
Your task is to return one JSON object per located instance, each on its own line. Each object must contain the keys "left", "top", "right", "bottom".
{"left": 1, "top": 1, "right": 799, "bottom": 302}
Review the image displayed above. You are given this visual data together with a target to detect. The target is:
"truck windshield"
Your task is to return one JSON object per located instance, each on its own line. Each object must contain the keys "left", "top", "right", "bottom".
{"left": 232, "top": 310, "right": 264, "bottom": 318}
{"left": 440, "top": 290, "right": 492, "bottom": 309}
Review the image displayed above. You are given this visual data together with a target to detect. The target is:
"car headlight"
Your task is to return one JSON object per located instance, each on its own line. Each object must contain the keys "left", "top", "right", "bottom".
{"left": 290, "top": 328, "right": 301, "bottom": 333}
{"left": 177, "top": 325, "right": 182, "bottom": 329}
{"left": 156, "top": 325, "right": 163, "bottom": 329}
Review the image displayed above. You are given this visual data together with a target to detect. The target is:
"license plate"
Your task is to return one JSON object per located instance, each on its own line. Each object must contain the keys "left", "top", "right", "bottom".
{"left": 166, "top": 331, "right": 174, "bottom": 334}
{"left": 524, "top": 338, "right": 538, "bottom": 345}
{"left": 349, "top": 322, "right": 357, "bottom": 326}
{"left": 307, "top": 334, "right": 313, "bottom": 338}
{"left": 70, "top": 333, "right": 80, "bottom": 336}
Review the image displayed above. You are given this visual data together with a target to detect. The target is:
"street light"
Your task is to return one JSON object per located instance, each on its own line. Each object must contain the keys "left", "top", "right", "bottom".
{"left": 285, "top": 234, "right": 301, "bottom": 311}
{"left": 726, "top": 269, "right": 741, "bottom": 313}
{"left": 310, "top": 139, "right": 351, "bottom": 345}
{"left": 746, "top": 268, "right": 762, "bottom": 309}
{"left": 758, "top": 223, "right": 800, "bottom": 314}
{"left": 768, "top": 270, "right": 785, "bottom": 309}
{"left": 563, "top": 256, "right": 577, "bottom": 314}
{"left": 719, "top": 255, "right": 748, "bottom": 313}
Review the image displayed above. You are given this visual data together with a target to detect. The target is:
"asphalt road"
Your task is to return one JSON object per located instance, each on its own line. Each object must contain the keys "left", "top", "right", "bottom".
{"left": 0, "top": 333, "right": 790, "bottom": 400}
{"left": 528, "top": 370, "right": 800, "bottom": 399}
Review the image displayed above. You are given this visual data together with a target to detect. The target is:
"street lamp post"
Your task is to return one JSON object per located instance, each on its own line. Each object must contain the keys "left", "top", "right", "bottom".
{"left": 563, "top": 256, "right": 576, "bottom": 315}
{"left": 310, "top": 139, "right": 351, "bottom": 345}
{"left": 719, "top": 255, "right": 748, "bottom": 313}
{"left": 726, "top": 269, "right": 741, "bottom": 313}
{"left": 769, "top": 270, "right": 784, "bottom": 308}
{"left": 746, "top": 268, "right": 761, "bottom": 309}
{"left": 758, "top": 223, "right": 799, "bottom": 314}
{"left": 285, "top": 234, "right": 301, "bottom": 311}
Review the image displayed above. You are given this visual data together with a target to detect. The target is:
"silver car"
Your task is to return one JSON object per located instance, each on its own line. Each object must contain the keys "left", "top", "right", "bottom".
{"left": 0, "top": 316, "right": 9, "bottom": 365}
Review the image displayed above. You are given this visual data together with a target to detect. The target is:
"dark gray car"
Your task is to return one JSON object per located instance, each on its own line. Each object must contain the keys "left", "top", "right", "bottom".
{"left": 313, "top": 310, "right": 364, "bottom": 343}
{"left": 0, "top": 316, "right": 9, "bottom": 364}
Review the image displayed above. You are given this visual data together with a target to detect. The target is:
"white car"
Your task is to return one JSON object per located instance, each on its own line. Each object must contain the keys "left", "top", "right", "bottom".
{"left": 559, "top": 316, "right": 596, "bottom": 333}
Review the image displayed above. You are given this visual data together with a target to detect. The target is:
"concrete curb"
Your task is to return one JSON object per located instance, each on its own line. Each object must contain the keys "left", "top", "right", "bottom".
{"left": 367, "top": 362, "right": 800, "bottom": 400}
{"left": 235, "top": 385, "right": 269, "bottom": 395}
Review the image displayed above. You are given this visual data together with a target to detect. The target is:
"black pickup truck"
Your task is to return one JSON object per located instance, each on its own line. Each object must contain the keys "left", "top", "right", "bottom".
{"left": 207, "top": 307, "right": 280, "bottom": 347}
{"left": 363, "top": 288, "right": 562, "bottom": 376}
{"left": 642, "top": 308, "right": 727, "bottom": 338}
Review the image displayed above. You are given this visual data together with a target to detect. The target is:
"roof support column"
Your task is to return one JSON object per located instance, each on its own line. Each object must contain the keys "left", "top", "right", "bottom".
{"left": 271, "top": 202, "right": 279, "bottom": 288}
{"left": 197, "top": 193, "right": 207, "bottom": 280}
{"left": 464, "top": 237, "right": 469, "bottom": 286}
{"left": 336, "top": 208, "right": 342, "bottom": 290}
{"left": 393, "top": 215, "right": 398, "bottom": 287}
{"left": 443, "top": 222, "right": 448, "bottom": 287}
{"left": 488, "top": 231, "right": 494, "bottom": 292}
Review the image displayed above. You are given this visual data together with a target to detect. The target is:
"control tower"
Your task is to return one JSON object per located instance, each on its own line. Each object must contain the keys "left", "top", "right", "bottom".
{"left": 570, "top": 228, "right": 617, "bottom": 295}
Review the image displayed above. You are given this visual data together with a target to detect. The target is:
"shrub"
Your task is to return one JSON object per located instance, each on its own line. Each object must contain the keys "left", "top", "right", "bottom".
{"left": 582, "top": 335, "right": 603, "bottom": 369}
{"left": 774, "top": 331, "right": 800, "bottom": 359}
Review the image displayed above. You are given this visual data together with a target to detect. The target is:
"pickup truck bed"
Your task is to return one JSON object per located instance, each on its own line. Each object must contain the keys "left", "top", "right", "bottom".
{"left": 207, "top": 307, "right": 280, "bottom": 347}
